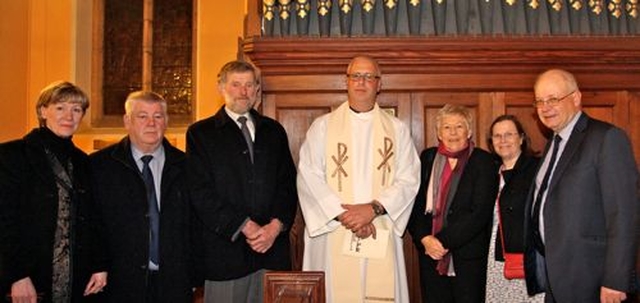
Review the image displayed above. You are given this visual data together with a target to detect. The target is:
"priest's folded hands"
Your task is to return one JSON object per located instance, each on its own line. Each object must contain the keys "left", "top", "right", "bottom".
{"left": 338, "top": 202, "right": 380, "bottom": 239}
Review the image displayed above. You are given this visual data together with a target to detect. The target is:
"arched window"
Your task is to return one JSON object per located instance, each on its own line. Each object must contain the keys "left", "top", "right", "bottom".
{"left": 93, "top": 0, "right": 194, "bottom": 127}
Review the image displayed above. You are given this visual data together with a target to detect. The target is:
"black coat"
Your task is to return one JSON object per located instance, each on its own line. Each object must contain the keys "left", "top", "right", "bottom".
{"left": 494, "top": 154, "right": 539, "bottom": 260}
{"left": 409, "top": 147, "right": 498, "bottom": 259}
{"left": 186, "top": 107, "right": 297, "bottom": 281}
{"left": 0, "top": 128, "right": 107, "bottom": 302}
{"left": 90, "top": 137, "right": 194, "bottom": 303}
{"left": 407, "top": 147, "right": 498, "bottom": 302}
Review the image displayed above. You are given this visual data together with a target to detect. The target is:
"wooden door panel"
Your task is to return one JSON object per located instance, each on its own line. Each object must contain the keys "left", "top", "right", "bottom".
{"left": 581, "top": 91, "right": 626, "bottom": 126}
{"left": 278, "top": 107, "right": 329, "bottom": 164}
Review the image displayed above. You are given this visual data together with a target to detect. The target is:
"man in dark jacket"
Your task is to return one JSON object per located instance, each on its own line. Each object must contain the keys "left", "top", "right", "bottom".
{"left": 186, "top": 60, "right": 297, "bottom": 303}
{"left": 524, "top": 69, "right": 638, "bottom": 302}
{"left": 90, "top": 91, "right": 194, "bottom": 302}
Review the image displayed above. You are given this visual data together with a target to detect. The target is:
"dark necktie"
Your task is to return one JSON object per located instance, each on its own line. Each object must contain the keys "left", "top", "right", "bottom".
{"left": 141, "top": 155, "right": 160, "bottom": 265}
{"left": 238, "top": 116, "right": 254, "bottom": 163}
{"left": 531, "top": 135, "right": 562, "bottom": 255}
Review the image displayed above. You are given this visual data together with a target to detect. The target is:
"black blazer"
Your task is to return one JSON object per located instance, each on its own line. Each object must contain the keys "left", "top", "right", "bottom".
{"left": 494, "top": 154, "right": 539, "bottom": 260}
{"left": 186, "top": 107, "right": 297, "bottom": 281}
{"left": 90, "top": 137, "right": 194, "bottom": 303}
{"left": 0, "top": 128, "right": 107, "bottom": 302}
{"left": 408, "top": 147, "right": 499, "bottom": 260}
{"left": 524, "top": 114, "right": 639, "bottom": 301}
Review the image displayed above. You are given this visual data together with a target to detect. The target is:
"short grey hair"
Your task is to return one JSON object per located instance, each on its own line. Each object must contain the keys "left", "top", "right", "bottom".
{"left": 124, "top": 91, "right": 168, "bottom": 117}
{"left": 435, "top": 104, "right": 473, "bottom": 132}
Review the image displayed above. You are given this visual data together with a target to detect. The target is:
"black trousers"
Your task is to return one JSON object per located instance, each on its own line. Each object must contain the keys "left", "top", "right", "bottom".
{"left": 419, "top": 254, "right": 487, "bottom": 303}
{"left": 145, "top": 270, "right": 160, "bottom": 303}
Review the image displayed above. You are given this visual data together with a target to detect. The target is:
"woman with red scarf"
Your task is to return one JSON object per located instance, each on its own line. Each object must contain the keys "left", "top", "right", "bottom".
{"left": 408, "top": 104, "right": 498, "bottom": 303}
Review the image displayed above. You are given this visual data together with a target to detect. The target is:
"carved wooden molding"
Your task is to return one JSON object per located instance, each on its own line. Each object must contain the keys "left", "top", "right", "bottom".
{"left": 243, "top": 36, "right": 640, "bottom": 74}
{"left": 243, "top": 36, "right": 640, "bottom": 91}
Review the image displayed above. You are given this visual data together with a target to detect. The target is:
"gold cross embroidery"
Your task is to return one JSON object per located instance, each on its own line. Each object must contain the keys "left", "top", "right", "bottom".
{"left": 377, "top": 137, "right": 394, "bottom": 186}
{"left": 331, "top": 143, "right": 349, "bottom": 192}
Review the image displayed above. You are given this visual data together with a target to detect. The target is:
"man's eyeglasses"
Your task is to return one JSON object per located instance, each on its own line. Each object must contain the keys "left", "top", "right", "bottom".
{"left": 533, "top": 90, "right": 575, "bottom": 108}
{"left": 491, "top": 132, "right": 519, "bottom": 141}
{"left": 346, "top": 73, "right": 380, "bottom": 82}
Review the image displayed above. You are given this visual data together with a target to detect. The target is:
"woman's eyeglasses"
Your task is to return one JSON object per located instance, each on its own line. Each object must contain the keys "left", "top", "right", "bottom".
{"left": 491, "top": 132, "right": 520, "bottom": 141}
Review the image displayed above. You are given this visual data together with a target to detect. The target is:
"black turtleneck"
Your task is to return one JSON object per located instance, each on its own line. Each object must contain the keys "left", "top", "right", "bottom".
{"left": 36, "top": 127, "right": 75, "bottom": 164}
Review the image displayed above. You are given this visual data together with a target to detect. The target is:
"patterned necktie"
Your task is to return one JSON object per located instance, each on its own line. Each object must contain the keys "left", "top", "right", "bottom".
{"left": 141, "top": 155, "right": 160, "bottom": 265}
{"left": 238, "top": 116, "right": 254, "bottom": 163}
{"left": 531, "top": 134, "right": 562, "bottom": 255}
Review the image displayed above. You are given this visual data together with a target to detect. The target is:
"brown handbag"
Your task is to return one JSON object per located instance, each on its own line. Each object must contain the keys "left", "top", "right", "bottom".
{"left": 498, "top": 199, "right": 525, "bottom": 279}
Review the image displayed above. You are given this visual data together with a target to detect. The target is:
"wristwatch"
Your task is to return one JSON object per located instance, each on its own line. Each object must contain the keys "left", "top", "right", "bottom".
{"left": 372, "top": 202, "right": 386, "bottom": 216}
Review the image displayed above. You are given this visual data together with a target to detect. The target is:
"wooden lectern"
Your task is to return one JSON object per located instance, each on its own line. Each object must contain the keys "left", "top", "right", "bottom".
{"left": 263, "top": 271, "right": 325, "bottom": 303}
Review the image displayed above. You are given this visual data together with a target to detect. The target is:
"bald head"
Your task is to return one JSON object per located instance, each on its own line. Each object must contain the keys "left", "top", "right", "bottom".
{"left": 534, "top": 69, "right": 578, "bottom": 93}
{"left": 347, "top": 55, "right": 381, "bottom": 76}
{"left": 534, "top": 69, "right": 582, "bottom": 133}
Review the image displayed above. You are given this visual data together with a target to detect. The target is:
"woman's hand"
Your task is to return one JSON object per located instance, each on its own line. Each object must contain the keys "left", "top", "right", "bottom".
{"left": 10, "top": 277, "right": 37, "bottom": 303}
{"left": 83, "top": 271, "right": 107, "bottom": 296}
{"left": 421, "top": 235, "right": 449, "bottom": 260}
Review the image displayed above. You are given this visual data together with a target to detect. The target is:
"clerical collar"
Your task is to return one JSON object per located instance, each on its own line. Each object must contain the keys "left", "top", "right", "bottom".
{"left": 349, "top": 106, "right": 373, "bottom": 113}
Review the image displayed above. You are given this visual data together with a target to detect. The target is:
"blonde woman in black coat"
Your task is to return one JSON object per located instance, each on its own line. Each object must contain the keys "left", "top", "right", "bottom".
{"left": 0, "top": 81, "right": 107, "bottom": 303}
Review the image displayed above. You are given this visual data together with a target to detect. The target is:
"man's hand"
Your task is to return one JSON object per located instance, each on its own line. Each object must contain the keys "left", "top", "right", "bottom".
{"left": 340, "top": 203, "right": 376, "bottom": 232}
{"left": 246, "top": 219, "right": 282, "bottom": 253}
{"left": 242, "top": 219, "right": 261, "bottom": 240}
{"left": 83, "top": 271, "right": 108, "bottom": 296}
{"left": 600, "top": 286, "right": 627, "bottom": 303}
{"left": 421, "top": 235, "right": 448, "bottom": 260}
{"left": 353, "top": 223, "right": 377, "bottom": 239}
{"left": 11, "top": 277, "right": 37, "bottom": 303}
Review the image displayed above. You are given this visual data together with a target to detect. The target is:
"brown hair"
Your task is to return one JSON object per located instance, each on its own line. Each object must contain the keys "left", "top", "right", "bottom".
{"left": 217, "top": 60, "right": 259, "bottom": 85}
{"left": 36, "top": 81, "right": 89, "bottom": 126}
{"left": 487, "top": 114, "right": 533, "bottom": 155}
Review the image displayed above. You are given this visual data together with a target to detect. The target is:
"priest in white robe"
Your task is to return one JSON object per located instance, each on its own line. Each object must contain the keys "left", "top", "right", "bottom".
{"left": 297, "top": 56, "right": 420, "bottom": 303}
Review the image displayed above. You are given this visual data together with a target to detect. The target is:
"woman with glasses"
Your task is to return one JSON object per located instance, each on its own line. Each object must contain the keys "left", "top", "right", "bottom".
{"left": 485, "top": 115, "right": 543, "bottom": 302}
{"left": 408, "top": 104, "right": 498, "bottom": 302}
